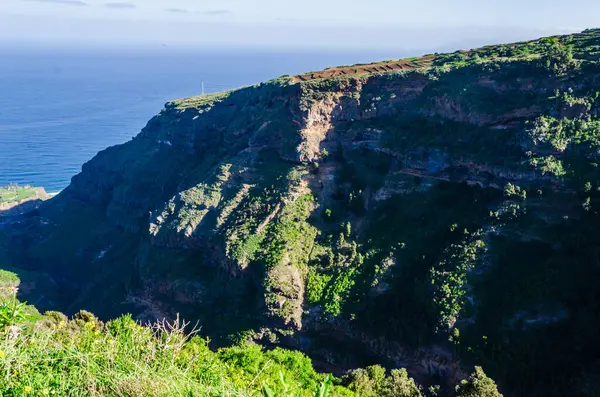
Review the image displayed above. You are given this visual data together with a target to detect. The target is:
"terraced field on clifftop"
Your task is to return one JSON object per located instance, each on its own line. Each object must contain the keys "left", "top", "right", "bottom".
{"left": 295, "top": 55, "right": 436, "bottom": 81}
{"left": 295, "top": 28, "right": 600, "bottom": 83}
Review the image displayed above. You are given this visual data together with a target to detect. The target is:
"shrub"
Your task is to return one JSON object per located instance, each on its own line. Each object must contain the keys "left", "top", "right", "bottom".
{"left": 542, "top": 41, "right": 576, "bottom": 76}
{"left": 455, "top": 367, "right": 503, "bottom": 397}
{"left": 0, "top": 286, "right": 27, "bottom": 331}
{"left": 344, "top": 365, "right": 423, "bottom": 397}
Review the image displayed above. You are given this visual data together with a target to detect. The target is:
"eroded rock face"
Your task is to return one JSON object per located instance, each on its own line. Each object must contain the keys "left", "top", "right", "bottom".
{"left": 266, "top": 263, "right": 305, "bottom": 329}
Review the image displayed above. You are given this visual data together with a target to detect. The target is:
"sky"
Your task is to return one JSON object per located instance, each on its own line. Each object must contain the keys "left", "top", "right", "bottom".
{"left": 0, "top": 0, "right": 599, "bottom": 50}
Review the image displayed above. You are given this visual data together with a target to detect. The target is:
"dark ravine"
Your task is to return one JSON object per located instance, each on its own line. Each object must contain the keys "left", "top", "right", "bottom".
{"left": 4, "top": 29, "right": 600, "bottom": 396}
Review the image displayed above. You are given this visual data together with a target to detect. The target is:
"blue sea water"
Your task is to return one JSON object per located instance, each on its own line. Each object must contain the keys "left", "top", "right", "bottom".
{"left": 0, "top": 45, "right": 407, "bottom": 193}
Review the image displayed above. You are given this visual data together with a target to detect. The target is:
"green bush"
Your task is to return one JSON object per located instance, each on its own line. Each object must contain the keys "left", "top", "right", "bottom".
{"left": 455, "top": 367, "right": 503, "bottom": 397}
{"left": 343, "top": 365, "right": 423, "bottom": 397}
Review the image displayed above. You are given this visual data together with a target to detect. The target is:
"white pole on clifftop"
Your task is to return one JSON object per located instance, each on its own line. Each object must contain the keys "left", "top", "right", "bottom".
{"left": 202, "top": 81, "right": 205, "bottom": 96}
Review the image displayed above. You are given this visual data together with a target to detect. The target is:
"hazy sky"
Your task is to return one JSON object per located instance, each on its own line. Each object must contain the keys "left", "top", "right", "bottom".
{"left": 0, "top": 0, "right": 598, "bottom": 49}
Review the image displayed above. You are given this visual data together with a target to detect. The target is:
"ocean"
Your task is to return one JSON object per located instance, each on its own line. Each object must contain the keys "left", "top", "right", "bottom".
{"left": 0, "top": 45, "right": 407, "bottom": 193}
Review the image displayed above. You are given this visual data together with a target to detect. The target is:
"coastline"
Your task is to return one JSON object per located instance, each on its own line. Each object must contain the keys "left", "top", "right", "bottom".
{"left": 0, "top": 185, "right": 53, "bottom": 215}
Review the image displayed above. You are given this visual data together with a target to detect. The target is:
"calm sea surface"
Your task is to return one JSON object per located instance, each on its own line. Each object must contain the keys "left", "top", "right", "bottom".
{"left": 0, "top": 45, "right": 406, "bottom": 192}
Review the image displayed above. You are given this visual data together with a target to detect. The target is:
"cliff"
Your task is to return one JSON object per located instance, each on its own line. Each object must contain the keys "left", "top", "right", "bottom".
{"left": 4, "top": 29, "right": 600, "bottom": 396}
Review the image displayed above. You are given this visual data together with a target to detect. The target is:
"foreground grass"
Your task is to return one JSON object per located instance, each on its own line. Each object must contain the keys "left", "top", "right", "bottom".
{"left": 0, "top": 269, "right": 341, "bottom": 396}
{"left": 0, "top": 310, "right": 349, "bottom": 397}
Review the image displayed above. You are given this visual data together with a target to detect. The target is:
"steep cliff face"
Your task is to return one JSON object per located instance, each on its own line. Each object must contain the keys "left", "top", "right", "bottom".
{"left": 5, "top": 29, "right": 600, "bottom": 396}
